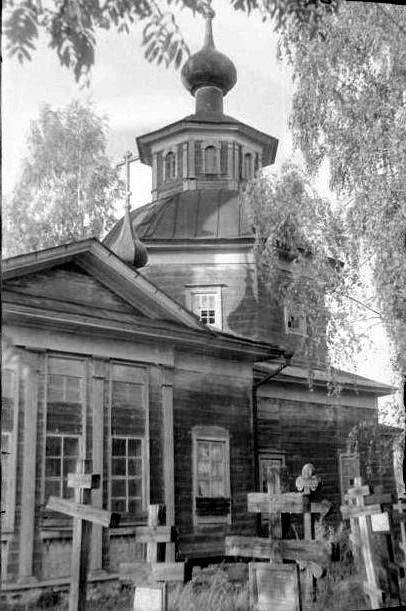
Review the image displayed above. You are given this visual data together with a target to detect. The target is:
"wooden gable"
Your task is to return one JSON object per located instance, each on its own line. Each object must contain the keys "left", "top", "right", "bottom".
{"left": 3, "top": 261, "right": 147, "bottom": 324}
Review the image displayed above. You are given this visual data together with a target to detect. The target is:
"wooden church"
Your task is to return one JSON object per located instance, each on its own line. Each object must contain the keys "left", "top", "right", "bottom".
{"left": 2, "top": 11, "right": 394, "bottom": 589}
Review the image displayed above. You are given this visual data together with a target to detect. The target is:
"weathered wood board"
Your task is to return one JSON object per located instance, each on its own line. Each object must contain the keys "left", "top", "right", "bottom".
{"left": 248, "top": 492, "right": 303, "bottom": 514}
{"left": 119, "top": 561, "right": 185, "bottom": 585}
{"left": 133, "top": 584, "right": 167, "bottom": 611}
{"left": 46, "top": 496, "right": 120, "bottom": 528}
{"left": 225, "top": 536, "right": 330, "bottom": 566}
{"left": 249, "top": 562, "right": 301, "bottom": 611}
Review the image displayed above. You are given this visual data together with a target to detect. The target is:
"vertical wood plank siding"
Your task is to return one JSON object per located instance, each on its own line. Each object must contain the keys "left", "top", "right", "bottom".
{"left": 172, "top": 366, "right": 256, "bottom": 557}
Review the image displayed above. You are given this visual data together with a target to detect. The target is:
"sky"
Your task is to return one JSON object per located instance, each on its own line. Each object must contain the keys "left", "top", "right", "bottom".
{"left": 2, "top": 2, "right": 396, "bottom": 389}
{"left": 3, "top": 3, "right": 297, "bottom": 206}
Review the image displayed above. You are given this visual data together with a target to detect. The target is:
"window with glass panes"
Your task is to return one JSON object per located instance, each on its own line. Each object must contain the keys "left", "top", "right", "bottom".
{"left": 191, "top": 293, "right": 219, "bottom": 326}
{"left": 45, "top": 357, "right": 85, "bottom": 502}
{"left": 45, "top": 435, "right": 81, "bottom": 500}
{"left": 196, "top": 439, "right": 227, "bottom": 498}
{"left": 111, "top": 437, "right": 143, "bottom": 513}
{"left": 110, "top": 363, "right": 147, "bottom": 516}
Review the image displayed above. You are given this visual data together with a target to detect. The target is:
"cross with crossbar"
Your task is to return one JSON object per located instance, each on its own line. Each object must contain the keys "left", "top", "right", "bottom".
{"left": 46, "top": 460, "right": 120, "bottom": 611}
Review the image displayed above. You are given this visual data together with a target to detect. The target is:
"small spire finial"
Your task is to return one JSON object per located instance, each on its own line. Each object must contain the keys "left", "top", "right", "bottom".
{"left": 200, "top": 1, "right": 215, "bottom": 49}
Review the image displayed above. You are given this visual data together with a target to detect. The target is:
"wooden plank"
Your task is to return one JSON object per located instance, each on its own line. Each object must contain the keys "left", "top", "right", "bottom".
{"left": 18, "top": 358, "right": 39, "bottom": 582}
{"left": 310, "top": 501, "right": 332, "bottom": 517}
{"left": 46, "top": 497, "right": 120, "bottom": 528}
{"left": 70, "top": 461, "right": 91, "bottom": 611}
{"left": 67, "top": 473, "right": 100, "bottom": 490}
{"left": 282, "top": 540, "right": 330, "bottom": 566}
{"left": 136, "top": 526, "right": 174, "bottom": 544}
{"left": 248, "top": 492, "right": 303, "bottom": 514}
{"left": 162, "top": 377, "right": 175, "bottom": 562}
{"left": 344, "top": 485, "right": 370, "bottom": 500}
{"left": 226, "top": 536, "right": 281, "bottom": 560}
{"left": 70, "top": 515, "right": 92, "bottom": 611}
{"left": 90, "top": 368, "right": 104, "bottom": 572}
{"left": 119, "top": 562, "right": 153, "bottom": 586}
{"left": 249, "top": 562, "right": 301, "bottom": 611}
{"left": 152, "top": 562, "right": 185, "bottom": 583}
{"left": 340, "top": 503, "right": 382, "bottom": 519}
{"left": 225, "top": 536, "right": 330, "bottom": 566}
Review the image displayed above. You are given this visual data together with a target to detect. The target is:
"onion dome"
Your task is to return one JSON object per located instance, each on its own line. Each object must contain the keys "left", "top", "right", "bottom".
{"left": 110, "top": 204, "right": 148, "bottom": 268}
{"left": 181, "top": 8, "right": 237, "bottom": 98}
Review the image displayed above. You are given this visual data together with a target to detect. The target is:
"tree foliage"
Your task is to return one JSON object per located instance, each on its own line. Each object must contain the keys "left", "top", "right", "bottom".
{"left": 3, "top": 0, "right": 338, "bottom": 82}
{"left": 278, "top": 2, "right": 406, "bottom": 370}
{"left": 245, "top": 162, "right": 369, "bottom": 377}
{"left": 3, "top": 100, "right": 123, "bottom": 257}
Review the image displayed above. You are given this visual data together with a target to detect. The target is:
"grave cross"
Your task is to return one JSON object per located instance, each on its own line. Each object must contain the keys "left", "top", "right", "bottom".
{"left": 295, "top": 463, "right": 320, "bottom": 541}
{"left": 116, "top": 151, "right": 139, "bottom": 211}
{"left": 340, "top": 476, "right": 386, "bottom": 609}
{"left": 46, "top": 460, "right": 120, "bottom": 611}
{"left": 393, "top": 498, "right": 406, "bottom": 562}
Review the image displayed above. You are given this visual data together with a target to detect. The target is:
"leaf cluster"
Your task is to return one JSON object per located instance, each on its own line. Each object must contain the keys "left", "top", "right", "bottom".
{"left": 4, "top": 0, "right": 340, "bottom": 82}
{"left": 3, "top": 0, "right": 190, "bottom": 82}
{"left": 279, "top": 2, "right": 406, "bottom": 370}
{"left": 245, "top": 163, "right": 368, "bottom": 376}
{"left": 3, "top": 100, "right": 124, "bottom": 257}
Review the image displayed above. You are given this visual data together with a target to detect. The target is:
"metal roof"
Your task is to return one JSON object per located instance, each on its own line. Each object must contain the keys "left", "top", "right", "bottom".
{"left": 104, "top": 189, "right": 254, "bottom": 245}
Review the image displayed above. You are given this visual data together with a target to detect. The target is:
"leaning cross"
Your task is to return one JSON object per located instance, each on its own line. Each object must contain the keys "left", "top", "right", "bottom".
{"left": 340, "top": 476, "right": 386, "bottom": 609}
{"left": 46, "top": 460, "right": 120, "bottom": 611}
{"left": 295, "top": 463, "right": 320, "bottom": 541}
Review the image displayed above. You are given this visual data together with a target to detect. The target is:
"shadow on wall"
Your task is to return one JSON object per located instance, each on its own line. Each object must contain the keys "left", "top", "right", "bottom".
{"left": 227, "top": 266, "right": 259, "bottom": 338}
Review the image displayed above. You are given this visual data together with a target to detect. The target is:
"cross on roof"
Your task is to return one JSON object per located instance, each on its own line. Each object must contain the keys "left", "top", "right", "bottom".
{"left": 116, "top": 151, "right": 139, "bottom": 211}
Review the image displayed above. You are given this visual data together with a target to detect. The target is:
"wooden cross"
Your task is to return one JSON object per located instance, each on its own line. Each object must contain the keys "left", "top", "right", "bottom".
{"left": 46, "top": 460, "right": 120, "bottom": 611}
{"left": 295, "top": 463, "right": 321, "bottom": 541}
{"left": 116, "top": 151, "right": 139, "bottom": 211}
{"left": 119, "top": 504, "right": 184, "bottom": 588}
{"left": 340, "top": 476, "right": 387, "bottom": 609}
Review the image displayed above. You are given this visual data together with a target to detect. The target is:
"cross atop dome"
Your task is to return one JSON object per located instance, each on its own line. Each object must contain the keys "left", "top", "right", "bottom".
{"left": 181, "top": 2, "right": 237, "bottom": 115}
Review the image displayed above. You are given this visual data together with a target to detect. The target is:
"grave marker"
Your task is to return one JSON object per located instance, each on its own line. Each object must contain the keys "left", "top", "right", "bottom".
{"left": 46, "top": 460, "right": 120, "bottom": 611}
{"left": 295, "top": 463, "right": 321, "bottom": 541}
{"left": 133, "top": 583, "right": 167, "bottom": 611}
{"left": 340, "top": 476, "right": 390, "bottom": 609}
{"left": 249, "top": 562, "right": 301, "bottom": 611}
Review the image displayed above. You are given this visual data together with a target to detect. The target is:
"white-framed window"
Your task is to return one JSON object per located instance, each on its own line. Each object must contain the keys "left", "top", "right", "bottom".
{"left": 284, "top": 306, "right": 307, "bottom": 336}
{"left": 164, "top": 151, "right": 177, "bottom": 181}
{"left": 43, "top": 356, "right": 86, "bottom": 505}
{"left": 186, "top": 286, "right": 223, "bottom": 329}
{"left": 1, "top": 367, "right": 19, "bottom": 532}
{"left": 44, "top": 434, "right": 81, "bottom": 500}
{"left": 111, "top": 436, "right": 144, "bottom": 514}
{"left": 192, "top": 426, "right": 231, "bottom": 525}
{"left": 109, "top": 363, "right": 149, "bottom": 517}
